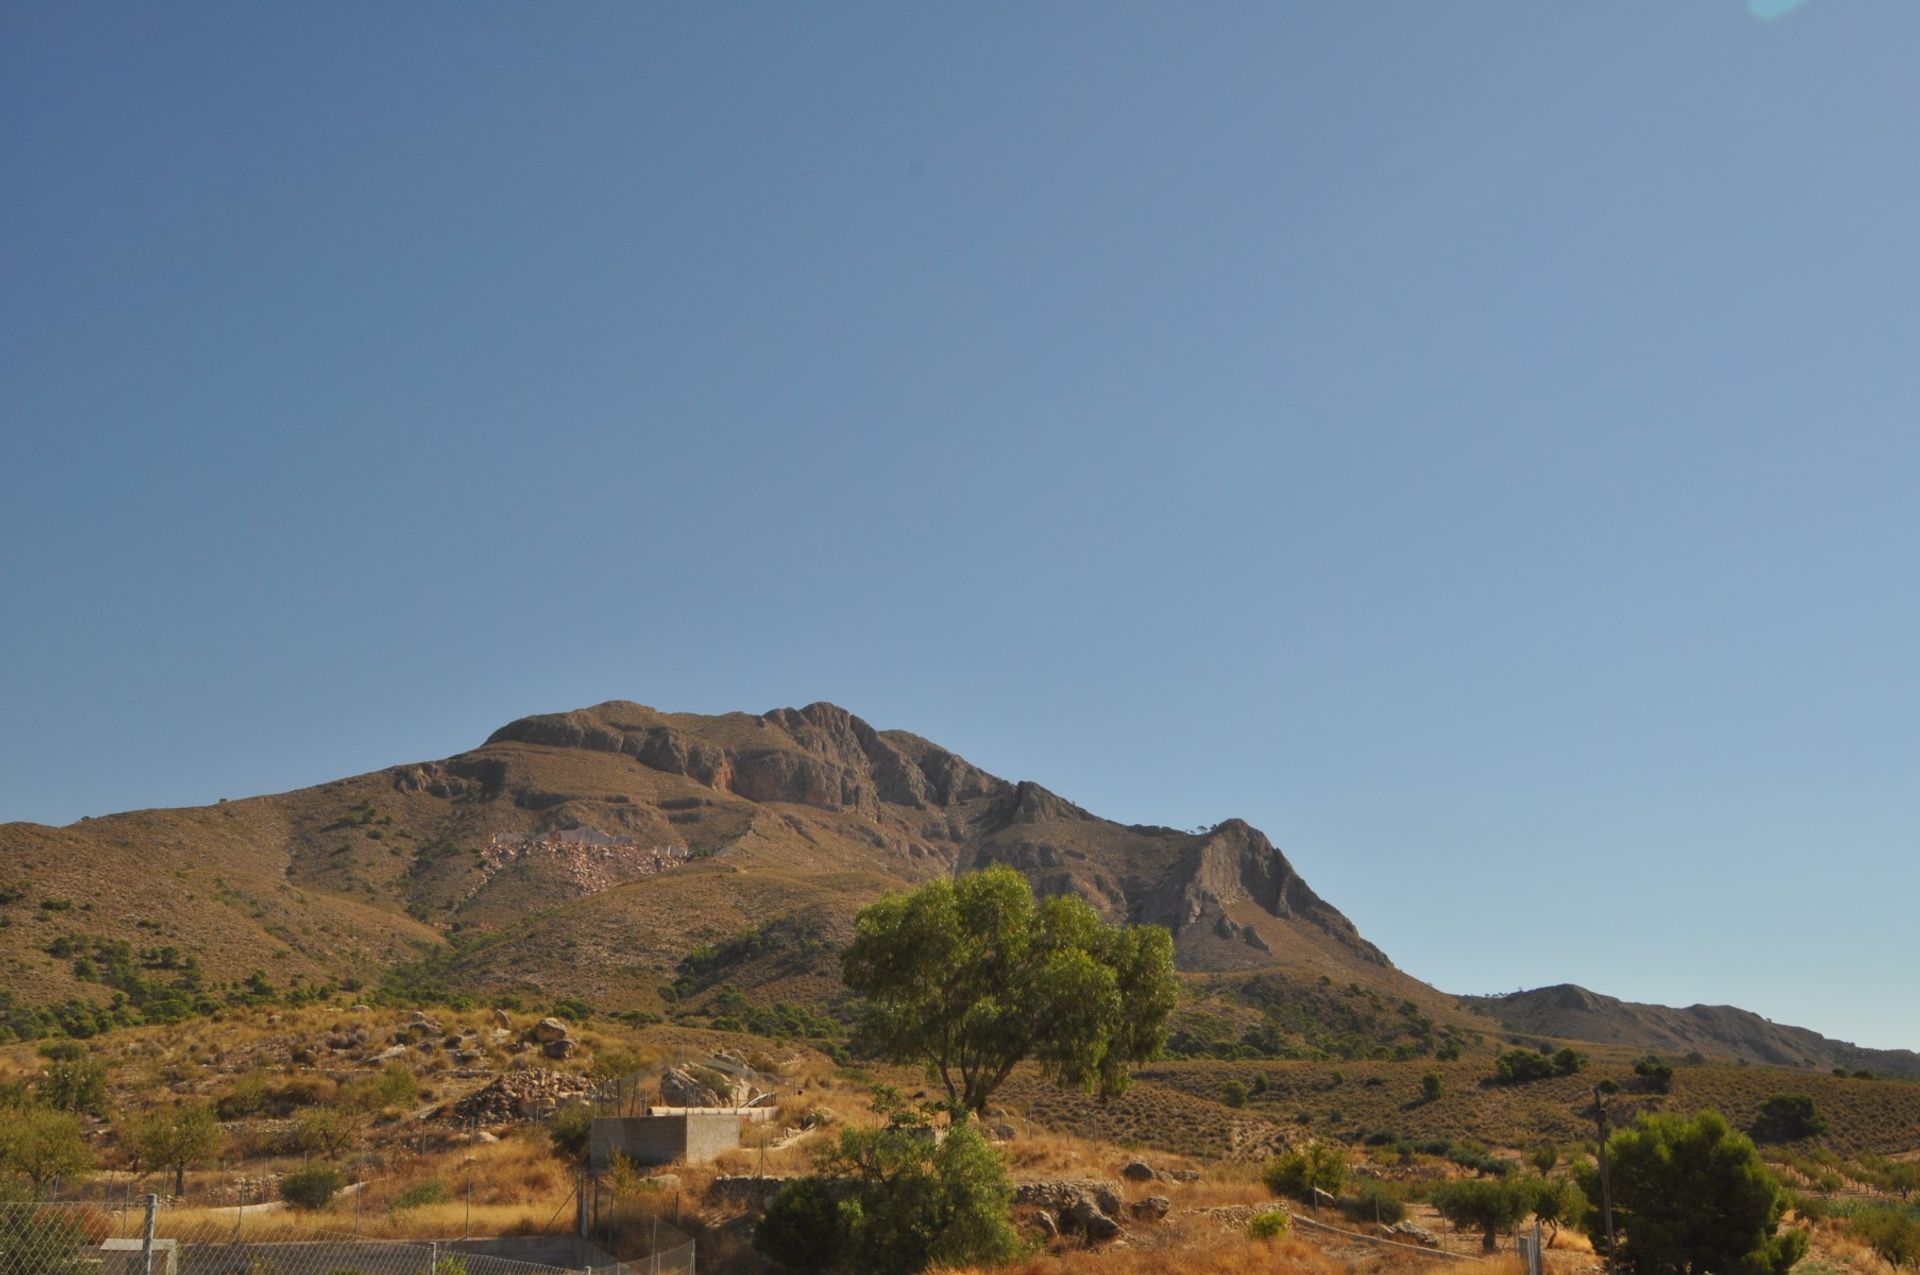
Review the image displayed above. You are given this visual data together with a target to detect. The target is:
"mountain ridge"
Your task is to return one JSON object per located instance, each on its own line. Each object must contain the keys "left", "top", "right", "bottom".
{"left": 3, "top": 698, "right": 1910, "bottom": 1071}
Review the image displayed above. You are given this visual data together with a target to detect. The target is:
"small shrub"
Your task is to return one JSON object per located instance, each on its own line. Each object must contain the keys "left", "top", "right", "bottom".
{"left": 392, "top": 1179, "right": 453, "bottom": 1211}
{"left": 1249, "top": 1209, "right": 1291, "bottom": 1240}
{"left": 281, "top": 1163, "right": 347, "bottom": 1210}
{"left": 1221, "top": 1081, "right": 1248, "bottom": 1108}
{"left": 1263, "top": 1142, "right": 1348, "bottom": 1203}
{"left": 550, "top": 1101, "right": 594, "bottom": 1161}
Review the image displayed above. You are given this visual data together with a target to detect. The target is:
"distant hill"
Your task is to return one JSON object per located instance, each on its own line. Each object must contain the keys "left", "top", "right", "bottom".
{"left": 1465, "top": 983, "right": 1920, "bottom": 1079}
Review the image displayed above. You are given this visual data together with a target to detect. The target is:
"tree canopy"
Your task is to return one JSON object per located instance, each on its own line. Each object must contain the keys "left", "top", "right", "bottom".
{"left": 841, "top": 865, "right": 1177, "bottom": 1116}
{"left": 1584, "top": 1109, "right": 1806, "bottom": 1275}
{"left": 755, "top": 1117, "right": 1021, "bottom": 1275}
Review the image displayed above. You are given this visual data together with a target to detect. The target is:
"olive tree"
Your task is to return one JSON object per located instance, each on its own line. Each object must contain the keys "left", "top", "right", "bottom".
{"left": 841, "top": 865, "right": 1177, "bottom": 1117}
{"left": 1434, "top": 1178, "right": 1531, "bottom": 1252}
{"left": 128, "top": 1103, "right": 225, "bottom": 1197}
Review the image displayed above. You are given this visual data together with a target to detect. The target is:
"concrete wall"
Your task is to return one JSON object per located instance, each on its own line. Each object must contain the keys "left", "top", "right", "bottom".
{"left": 591, "top": 1113, "right": 740, "bottom": 1171}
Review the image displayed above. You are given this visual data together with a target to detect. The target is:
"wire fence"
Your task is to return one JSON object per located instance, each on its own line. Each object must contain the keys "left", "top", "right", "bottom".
{"left": 0, "top": 1197, "right": 668, "bottom": 1275}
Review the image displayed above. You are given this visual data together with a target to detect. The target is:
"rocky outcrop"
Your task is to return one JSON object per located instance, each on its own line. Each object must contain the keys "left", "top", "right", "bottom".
{"left": 487, "top": 701, "right": 1006, "bottom": 817}
{"left": 1139, "top": 820, "right": 1389, "bottom": 967}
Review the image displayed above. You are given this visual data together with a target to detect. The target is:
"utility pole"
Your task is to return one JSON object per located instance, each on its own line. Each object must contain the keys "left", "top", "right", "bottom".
{"left": 1593, "top": 1084, "right": 1618, "bottom": 1272}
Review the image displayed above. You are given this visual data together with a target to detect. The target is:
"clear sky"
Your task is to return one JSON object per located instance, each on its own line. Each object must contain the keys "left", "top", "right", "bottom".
{"left": 4, "top": 2, "right": 1916, "bottom": 1050}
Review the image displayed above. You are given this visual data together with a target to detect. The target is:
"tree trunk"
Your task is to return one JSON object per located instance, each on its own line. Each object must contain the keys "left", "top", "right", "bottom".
{"left": 174, "top": 1162, "right": 185, "bottom": 1198}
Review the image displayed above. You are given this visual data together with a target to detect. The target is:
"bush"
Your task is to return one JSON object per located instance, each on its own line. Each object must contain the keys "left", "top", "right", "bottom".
{"left": 757, "top": 1177, "right": 847, "bottom": 1271}
{"left": 1343, "top": 1180, "right": 1406, "bottom": 1225}
{"left": 1248, "top": 1209, "right": 1291, "bottom": 1240}
{"left": 281, "top": 1163, "right": 347, "bottom": 1210}
{"left": 1420, "top": 1072, "right": 1442, "bottom": 1102}
{"left": 1752, "top": 1096, "right": 1828, "bottom": 1144}
{"left": 392, "top": 1179, "right": 453, "bottom": 1211}
{"left": 1849, "top": 1207, "right": 1920, "bottom": 1272}
{"left": 1634, "top": 1056, "right": 1675, "bottom": 1094}
{"left": 1493, "top": 1050, "right": 1558, "bottom": 1084}
{"left": 550, "top": 1101, "right": 594, "bottom": 1161}
{"left": 373, "top": 1062, "right": 419, "bottom": 1109}
{"left": 39, "top": 1059, "right": 109, "bottom": 1117}
{"left": 1263, "top": 1141, "right": 1348, "bottom": 1204}
{"left": 757, "top": 1120, "right": 1021, "bottom": 1275}
{"left": 1221, "top": 1080, "right": 1249, "bottom": 1108}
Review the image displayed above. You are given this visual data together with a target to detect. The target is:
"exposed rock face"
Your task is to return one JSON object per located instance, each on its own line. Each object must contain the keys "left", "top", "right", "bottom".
{"left": 487, "top": 701, "right": 1001, "bottom": 816}
{"left": 1137, "top": 820, "right": 1389, "bottom": 968}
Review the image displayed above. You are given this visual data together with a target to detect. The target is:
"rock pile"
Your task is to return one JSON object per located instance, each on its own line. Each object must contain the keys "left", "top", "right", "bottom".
{"left": 444, "top": 1069, "right": 593, "bottom": 1125}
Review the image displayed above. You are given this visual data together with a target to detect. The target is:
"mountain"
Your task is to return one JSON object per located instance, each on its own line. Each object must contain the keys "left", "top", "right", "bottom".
{"left": 0, "top": 701, "right": 1419, "bottom": 1034}
{"left": 1466, "top": 984, "right": 1920, "bottom": 1079}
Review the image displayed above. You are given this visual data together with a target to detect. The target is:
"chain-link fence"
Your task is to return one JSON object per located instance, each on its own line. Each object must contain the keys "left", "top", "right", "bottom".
{"left": 577, "top": 1179, "right": 695, "bottom": 1275}
{"left": 0, "top": 1198, "right": 652, "bottom": 1275}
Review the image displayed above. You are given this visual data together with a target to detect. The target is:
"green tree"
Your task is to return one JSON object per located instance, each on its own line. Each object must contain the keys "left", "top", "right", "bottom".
{"left": 1433, "top": 1178, "right": 1531, "bottom": 1252}
{"left": 128, "top": 1103, "right": 225, "bottom": 1197}
{"left": 1634, "top": 1056, "right": 1675, "bottom": 1094}
{"left": 1262, "top": 1141, "right": 1348, "bottom": 1206}
{"left": 1586, "top": 1109, "right": 1806, "bottom": 1275}
{"left": 1221, "top": 1080, "right": 1249, "bottom": 1108}
{"left": 293, "top": 1105, "right": 360, "bottom": 1159}
{"left": 841, "top": 865, "right": 1177, "bottom": 1117}
{"left": 1528, "top": 1175, "right": 1586, "bottom": 1247}
{"left": 755, "top": 1119, "right": 1021, "bottom": 1275}
{"left": 1421, "top": 1071, "right": 1443, "bottom": 1102}
{"left": 0, "top": 1107, "right": 94, "bottom": 1193}
{"left": 1751, "top": 1096, "right": 1827, "bottom": 1144}
{"left": 1530, "top": 1141, "right": 1560, "bottom": 1175}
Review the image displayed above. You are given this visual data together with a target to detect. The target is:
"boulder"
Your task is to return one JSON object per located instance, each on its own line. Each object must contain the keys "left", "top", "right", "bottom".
{"left": 543, "top": 1038, "right": 579, "bottom": 1059}
{"left": 1386, "top": 1221, "right": 1441, "bottom": 1248}
{"left": 1170, "top": 1169, "right": 1202, "bottom": 1183}
{"left": 1095, "top": 1186, "right": 1123, "bottom": 1218}
{"left": 1065, "top": 1200, "right": 1122, "bottom": 1242}
{"left": 531, "top": 1017, "right": 571, "bottom": 1044}
{"left": 1129, "top": 1196, "right": 1171, "bottom": 1222}
{"left": 989, "top": 1123, "right": 1017, "bottom": 1141}
{"left": 492, "top": 1008, "right": 513, "bottom": 1029}
{"left": 1035, "top": 1211, "right": 1058, "bottom": 1239}
{"left": 1122, "top": 1160, "right": 1155, "bottom": 1182}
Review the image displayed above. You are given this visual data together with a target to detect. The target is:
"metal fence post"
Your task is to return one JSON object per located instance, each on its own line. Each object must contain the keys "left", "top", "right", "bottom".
{"left": 430, "top": 1239, "right": 439, "bottom": 1275}
{"left": 141, "top": 1193, "right": 158, "bottom": 1275}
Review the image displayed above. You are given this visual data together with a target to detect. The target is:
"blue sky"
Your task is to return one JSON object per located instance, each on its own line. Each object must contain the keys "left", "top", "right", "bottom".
{"left": 5, "top": 2, "right": 1916, "bottom": 1050}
